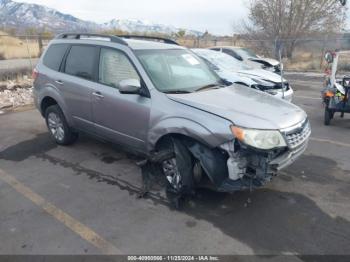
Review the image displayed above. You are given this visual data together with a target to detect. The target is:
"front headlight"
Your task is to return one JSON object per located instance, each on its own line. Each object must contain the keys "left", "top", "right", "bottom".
{"left": 231, "top": 126, "right": 287, "bottom": 150}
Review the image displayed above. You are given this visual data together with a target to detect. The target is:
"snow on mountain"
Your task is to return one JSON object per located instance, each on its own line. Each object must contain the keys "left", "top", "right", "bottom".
{"left": 0, "top": 0, "right": 98, "bottom": 32}
{"left": 103, "top": 18, "right": 202, "bottom": 36}
{"left": 0, "top": 0, "right": 202, "bottom": 36}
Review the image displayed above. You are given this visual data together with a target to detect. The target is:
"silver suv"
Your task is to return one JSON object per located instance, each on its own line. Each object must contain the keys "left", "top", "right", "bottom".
{"left": 33, "top": 33, "right": 311, "bottom": 194}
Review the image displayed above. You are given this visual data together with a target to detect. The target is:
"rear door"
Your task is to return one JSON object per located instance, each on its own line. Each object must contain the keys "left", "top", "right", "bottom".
{"left": 60, "top": 45, "right": 99, "bottom": 132}
{"left": 92, "top": 47, "right": 151, "bottom": 152}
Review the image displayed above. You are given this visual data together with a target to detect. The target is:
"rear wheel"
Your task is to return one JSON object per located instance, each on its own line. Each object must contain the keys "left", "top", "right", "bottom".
{"left": 45, "top": 105, "right": 78, "bottom": 145}
{"left": 324, "top": 108, "right": 332, "bottom": 126}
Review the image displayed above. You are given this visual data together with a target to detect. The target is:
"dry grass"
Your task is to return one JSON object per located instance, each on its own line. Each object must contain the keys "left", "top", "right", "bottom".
{"left": 284, "top": 51, "right": 323, "bottom": 71}
{"left": 338, "top": 52, "right": 350, "bottom": 72}
{"left": 0, "top": 32, "right": 39, "bottom": 60}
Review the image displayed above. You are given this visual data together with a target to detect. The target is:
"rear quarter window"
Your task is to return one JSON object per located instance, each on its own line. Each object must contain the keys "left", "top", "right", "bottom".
{"left": 43, "top": 44, "right": 69, "bottom": 71}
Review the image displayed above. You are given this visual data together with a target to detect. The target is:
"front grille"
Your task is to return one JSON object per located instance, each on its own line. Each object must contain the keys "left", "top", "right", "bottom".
{"left": 284, "top": 119, "right": 311, "bottom": 149}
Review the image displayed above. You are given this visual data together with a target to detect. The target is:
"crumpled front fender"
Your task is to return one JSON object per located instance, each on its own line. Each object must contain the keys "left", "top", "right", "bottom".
{"left": 147, "top": 116, "right": 230, "bottom": 152}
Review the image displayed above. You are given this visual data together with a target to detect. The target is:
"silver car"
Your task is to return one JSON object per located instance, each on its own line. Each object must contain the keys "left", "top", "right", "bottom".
{"left": 192, "top": 49, "right": 294, "bottom": 102}
{"left": 33, "top": 33, "right": 310, "bottom": 196}
{"left": 209, "top": 46, "right": 282, "bottom": 73}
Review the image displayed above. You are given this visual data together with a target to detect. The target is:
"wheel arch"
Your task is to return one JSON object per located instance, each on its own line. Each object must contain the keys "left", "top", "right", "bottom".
{"left": 148, "top": 117, "right": 226, "bottom": 153}
{"left": 37, "top": 86, "right": 73, "bottom": 126}
{"left": 40, "top": 96, "right": 58, "bottom": 116}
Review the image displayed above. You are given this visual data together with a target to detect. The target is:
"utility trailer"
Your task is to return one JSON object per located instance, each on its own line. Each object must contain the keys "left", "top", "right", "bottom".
{"left": 322, "top": 50, "right": 350, "bottom": 125}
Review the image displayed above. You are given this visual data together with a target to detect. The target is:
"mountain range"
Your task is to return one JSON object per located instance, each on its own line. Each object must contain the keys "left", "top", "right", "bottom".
{"left": 0, "top": 0, "right": 203, "bottom": 36}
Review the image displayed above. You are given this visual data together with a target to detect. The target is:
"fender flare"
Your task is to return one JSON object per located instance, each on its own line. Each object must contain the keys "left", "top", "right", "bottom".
{"left": 38, "top": 84, "right": 73, "bottom": 126}
{"left": 148, "top": 117, "right": 224, "bottom": 152}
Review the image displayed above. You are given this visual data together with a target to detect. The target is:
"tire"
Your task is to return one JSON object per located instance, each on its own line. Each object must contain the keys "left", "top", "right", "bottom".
{"left": 45, "top": 105, "right": 78, "bottom": 145}
{"left": 158, "top": 138, "right": 194, "bottom": 194}
{"left": 324, "top": 108, "right": 331, "bottom": 126}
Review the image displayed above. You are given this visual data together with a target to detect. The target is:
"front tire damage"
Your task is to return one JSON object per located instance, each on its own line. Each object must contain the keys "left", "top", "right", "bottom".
{"left": 159, "top": 138, "right": 195, "bottom": 207}
{"left": 138, "top": 136, "right": 285, "bottom": 207}
{"left": 137, "top": 137, "right": 195, "bottom": 207}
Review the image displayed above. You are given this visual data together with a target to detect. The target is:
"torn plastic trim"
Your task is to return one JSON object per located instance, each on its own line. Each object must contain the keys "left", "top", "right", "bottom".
{"left": 215, "top": 140, "right": 288, "bottom": 192}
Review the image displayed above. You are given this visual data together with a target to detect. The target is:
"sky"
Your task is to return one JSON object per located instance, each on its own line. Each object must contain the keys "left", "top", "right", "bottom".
{"left": 17, "top": 0, "right": 249, "bottom": 35}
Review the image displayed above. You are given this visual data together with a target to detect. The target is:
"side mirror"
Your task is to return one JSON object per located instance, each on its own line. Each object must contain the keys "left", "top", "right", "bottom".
{"left": 324, "top": 51, "right": 334, "bottom": 64}
{"left": 118, "top": 79, "right": 141, "bottom": 94}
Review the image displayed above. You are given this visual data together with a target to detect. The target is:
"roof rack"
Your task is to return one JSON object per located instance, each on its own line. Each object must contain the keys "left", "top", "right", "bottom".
{"left": 55, "top": 33, "right": 128, "bottom": 46}
{"left": 116, "top": 35, "right": 179, "bottom": 45}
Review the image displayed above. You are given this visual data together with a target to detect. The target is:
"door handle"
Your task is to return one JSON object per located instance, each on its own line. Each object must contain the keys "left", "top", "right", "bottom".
{"left": 55, "top": 80, "right": 63, "bottom": 85}
{"left": 92, "top": 91, "right": 104, "bottom": 99}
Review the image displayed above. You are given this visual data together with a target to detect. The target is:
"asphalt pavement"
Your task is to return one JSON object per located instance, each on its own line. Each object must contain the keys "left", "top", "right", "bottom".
{"left": 0, "top": 73, "right": 349, "bottom": 257}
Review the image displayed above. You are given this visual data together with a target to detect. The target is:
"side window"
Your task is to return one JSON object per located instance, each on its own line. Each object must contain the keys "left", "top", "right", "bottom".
{"left": 98, "top": 48, "right": 139, "bottom": 88}
{"left": 65, "top": 45, "right": 98, "bottom": 80}
{"left": 43, "top": 44, "right": 68, "bottom": 71}
{"left": 211, "top": 48, "right": 220, "bottom": 51}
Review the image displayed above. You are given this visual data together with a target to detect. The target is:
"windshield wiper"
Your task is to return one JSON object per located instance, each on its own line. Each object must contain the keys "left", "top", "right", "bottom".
{"left": 195, "top": 83, "right": 222, "bottom": 92}
{"left": 163, "top": 90, "right": 192, "bottom": 94}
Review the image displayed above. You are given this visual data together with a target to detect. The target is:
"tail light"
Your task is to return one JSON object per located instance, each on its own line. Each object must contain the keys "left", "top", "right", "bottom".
{"left": 32, "top": 68, "right": 39, "bottom": 80}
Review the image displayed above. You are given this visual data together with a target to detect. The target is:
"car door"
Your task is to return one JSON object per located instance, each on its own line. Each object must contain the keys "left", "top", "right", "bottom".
{"left": 92, "top": 47, "right": 151, "bottom": 152}
{"left": 60, "top": 45, "right": 99, "bottom": 132}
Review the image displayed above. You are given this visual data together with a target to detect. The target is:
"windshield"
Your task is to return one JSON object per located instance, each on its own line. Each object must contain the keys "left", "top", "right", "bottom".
{"left": 234, "top": 48, "right": 258, "bottom": 59}
{"left": 135, "top": 49, "right": 220, "bottom": 93}
{"left": 194, "top": 50, "right": 252, "bottom": 71}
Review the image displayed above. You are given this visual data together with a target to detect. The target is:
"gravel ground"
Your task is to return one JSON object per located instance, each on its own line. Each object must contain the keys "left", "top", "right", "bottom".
{"left": 0, "top": 78, "right": 33, "bottom": 111}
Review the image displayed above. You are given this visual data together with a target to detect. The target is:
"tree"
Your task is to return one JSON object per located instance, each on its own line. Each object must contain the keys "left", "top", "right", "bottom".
{"left": 244, "top": 0, "right": 347, "bottom": 58}
{"left": 175, "top": 29, "right": 186, "bottom": 38}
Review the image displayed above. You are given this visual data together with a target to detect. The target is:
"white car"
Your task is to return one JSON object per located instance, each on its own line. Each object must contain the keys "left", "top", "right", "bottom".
{"left": 209, "top": 46, "right": 281, "bottom": 74}
{"left": 192, "top": 49, "right": 293, "bottom": 102}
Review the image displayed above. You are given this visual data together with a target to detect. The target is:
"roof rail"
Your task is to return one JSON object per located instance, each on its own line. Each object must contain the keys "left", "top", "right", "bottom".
{"left": 116, "top": 35, "right": 179, "bottom": 45}
{"left": 55, "top": 33, "right": 128, "bottom": 46}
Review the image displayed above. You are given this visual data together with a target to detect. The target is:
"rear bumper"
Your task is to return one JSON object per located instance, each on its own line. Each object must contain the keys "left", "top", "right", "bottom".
{"left": 32, "top": 86, "right": 40, "bottom": 111}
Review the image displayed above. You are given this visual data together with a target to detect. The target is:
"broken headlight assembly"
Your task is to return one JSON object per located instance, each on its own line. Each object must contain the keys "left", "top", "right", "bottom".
{"left": 231, "top": 126, "right": 287, "bottom": 150}
{"left": 251, "top": 78, "right": 277, "bottom": 94}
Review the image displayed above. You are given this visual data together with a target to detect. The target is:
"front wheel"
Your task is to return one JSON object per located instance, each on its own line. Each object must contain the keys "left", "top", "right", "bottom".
{"left": 158, "top": 138, "right": 194, "bottom": 194}
{"left": 45, "top": 105, "right": 78, "bottom": 145}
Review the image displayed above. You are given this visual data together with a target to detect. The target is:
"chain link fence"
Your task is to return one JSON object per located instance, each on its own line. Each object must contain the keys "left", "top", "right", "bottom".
{"left": 1, "top": 33, "right": 350, "bottom": 80}
{"left": 0, "top": 34, "right": 52, "bottom": 80}
{"left": 178, "top": 35, "right": 350, "bottom": 71}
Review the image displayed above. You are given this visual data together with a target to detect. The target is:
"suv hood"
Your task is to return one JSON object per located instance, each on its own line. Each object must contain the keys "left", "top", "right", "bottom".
{"left": 167, "top": 85, "right": 306, "bottom": 130}
{"left": 217, "top": 70, "right": 256, "bottom": 86}
{"left": 238, "top": 69, "right": 285, "bottom": 83}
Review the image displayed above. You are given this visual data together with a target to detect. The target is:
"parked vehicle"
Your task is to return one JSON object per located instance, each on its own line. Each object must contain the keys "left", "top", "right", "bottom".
{"left": 209, "top": 46, "right": 282, "bottom": 73}
{"left": 33, "top": 33, "right": 310, "bottom": 196}
{"left": 192, "top": 49, "right": 293, "bottom": 102}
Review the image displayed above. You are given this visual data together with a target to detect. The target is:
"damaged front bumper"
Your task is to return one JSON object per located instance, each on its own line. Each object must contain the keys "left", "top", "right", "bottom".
{"left": 186, "top": 121, "right": 310, "bottom": 193}
{"left": 215, "top": 139, "right": 309, "bottom": 192}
